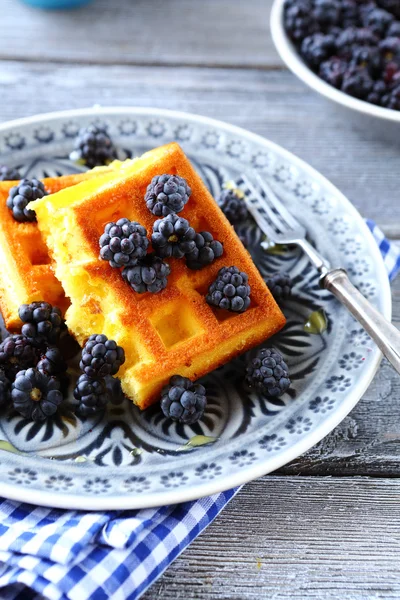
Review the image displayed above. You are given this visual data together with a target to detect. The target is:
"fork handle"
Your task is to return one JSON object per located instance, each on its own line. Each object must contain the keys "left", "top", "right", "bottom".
{"left": 322, "top": 268, "right": 400, "bottom": 374}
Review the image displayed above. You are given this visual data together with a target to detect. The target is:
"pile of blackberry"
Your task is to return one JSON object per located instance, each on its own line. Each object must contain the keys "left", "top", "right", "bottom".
{"left": 99, "top": 172, "right": 225, "bottom": 295}
{"left": 0, "top": 302, "right": 69, "bottom": 422}
{"left": 284, "top": 0, "right": 400, "bottom": 109}
{"left": 74, "top": 334, "right": 125, "bottom": 415}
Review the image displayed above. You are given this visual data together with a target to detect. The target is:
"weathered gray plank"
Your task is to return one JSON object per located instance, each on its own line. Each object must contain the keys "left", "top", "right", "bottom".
{"left": 0, "top": 60, "right": 399, "bottom": 233}
{"left": 142, "top": 476, "right": 400, "bottom": 599}
{"left": 0, "top": 0, "right": 280, "bottom": 68}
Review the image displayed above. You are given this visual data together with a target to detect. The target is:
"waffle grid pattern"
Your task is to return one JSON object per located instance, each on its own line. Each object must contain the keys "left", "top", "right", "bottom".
{"left": 32, "top": 143, "right": 285, "bottom": 408}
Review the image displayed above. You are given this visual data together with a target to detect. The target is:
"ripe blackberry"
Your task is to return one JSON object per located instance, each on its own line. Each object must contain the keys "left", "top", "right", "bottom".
{"left": 265, "top": 272, "right": 293, "bottom": 302}
{"left": 341, "top": 0, "right": 361, "bottom": 28}
{"left": 160, "top": 375, "right": 207, "bottom": 425}
{"left": 377, "top": 0, "right": 400, "bottom": 20}
{"left": 284, "top": 0, "right": 318, "bottom": 43}
{"left": 145, "top": 174, "right": 191, "bottom": 216}
{"left": 151, "top": 214, "right": 196, "bottom": 259}
{"left": 80, "top": 334, "right": 125, "bottom": 379}
{"left": 18, "top": 302, "right": 63, "bottom": 346}
{"left": 6, "top": 178, "right": 47, "bottom": 222}
{"left": 122, "top": 253, "right": 170, "bottom": 294}
{"left": 186, "top": 232, "right": 224, "bottom": 271}
{"left": 319, "top": 57, "right": 348, "bottom": 87}
{"left": 11, "top": 368, "right": 63, "bottom": 422}
{"left": 350, "top": 45, "right": 382, "bottom": 77}
{"left": 337, "top": 27, "right": 379, "bottom": 58}
{"left": 0, "top": 335, "right": 39, "bottom": 379}
{"left": 341, "top": 65, "right": 374, "bottom": 98}
{"left": 72, "top": 125, "right": 117, "bottom": 169}
{"left": 105, "top": 375, "right": 125, "bottom": 405}
{"left": 0, "top": 368, "right": 11, "bottom": 408}
{"left": 379, "top": 37, "right": 400, "bottom": 63}
{"left": 387, "top": 21, "right": 400, "bottom": 37}
{"left": 313, "top": 0, "right": 341, "bottom": 29}
{"left": 301, "top": 33, "right": 336, "bottom": 70}
{"left": 37, "top": 347, "right": 67, "bottom": 377}
{"left": 361, "top": 7, "right": 393, "bottom": 38}
{"left": 0, "top": 165, "right": 21, "bottom": 181}
{"left": 217, "top": 188, "right": 248, "bottom": 224}
{"left": 73, "top": 374, "right": 109, "bottom": 416}
{"left": 367, "top": 79, "right": 388, "bottom": 104}
{"left": 206, "top": 266, "right": 251, "bottom": 313}
{"left": 382, "top": 84, "right": 400, "bottom": 109}
{"left": 246, "top": 348, "right": 291, "bottom": 397}
{"left": 99, "top": 219, "right": 149, "bottom": 268}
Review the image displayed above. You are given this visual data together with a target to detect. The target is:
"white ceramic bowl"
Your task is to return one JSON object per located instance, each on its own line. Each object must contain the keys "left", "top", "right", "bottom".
{"left": 270, "top": 0, "right": 400, "bottom": 138}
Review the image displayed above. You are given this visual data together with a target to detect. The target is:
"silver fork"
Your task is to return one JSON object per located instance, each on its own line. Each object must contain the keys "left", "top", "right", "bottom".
{"left": 238, "top": 173, "right": 400, "bottom": 375}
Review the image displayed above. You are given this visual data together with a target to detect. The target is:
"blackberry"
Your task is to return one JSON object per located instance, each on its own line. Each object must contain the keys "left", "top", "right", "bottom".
{"left": 186, "top": 232, "right": 224, "bottom": 271}
{"left": 387, "top": 21, "right": 400, "bottom": 37}
{"left": 246, "top": 348, "right": 291, "bottom": 397}
{"left": 72, "top": 125, "right": 117, "bottom": 169}
{"left": 217, "top": 188, "right": 248, "bottom": 224}
{"left": 0, "top": 165, "right": 21, "bottom": 181}
{"left": 99, "top": 219, "right": 149, "bottom": 268}
{"left": 37, "top": 347, "right": 67, "bottom": 377}
{"left": 160, "top": 375, "right": 207, "bottom": 425}
{"left": 11, "top": 368, "right": 63, "bottom": 422}
{"left": 0, "top": 368, "right": 11, "bottom": 408}
{"left": 80, "top": 334, "right": 125, "bottom": 379}
{"left": 284, "top": 0, "right": 318, "bottom": 43}
{"left": 151, "top": 214, "right": 196, "bottom": 259}
{"left": 18, "top": 302, "right": 63, "bottom": 346}
{"left": 350, "top": 45, "right": 382, "bottom": 76}
{"left": 319, "top": 57, "right": 349, "bottom": 87}
{"left": 361, "top": 7, "right": 394, "bottom": 38}
{"left": 301, "top": 33, "right": 336, "bottom": 70}
{"left": 105, "top": 375, "right": 125, "bottom": 405}
{"left": 206, "top": 266, "right": 251, "bottom": 313}
{"left": 313, "top": 0, "right": 341, "bottom": 29}
{"left": 145, "top": 174, "right": 191, "bottom": 216}
{"left": 383, "top": 61, "right": 400, "bottom": 84}
{"left": 337, "top": 27, "right": 379, "bottom": 58}
{"left": 6, "top": 178, "right": 47, "bottom": 223}
{"left": 0, "top": 334, "right": 39, "bottom": 379}
{"left": 341, "top": 65, "right": 374, "bottom": 98}
{"left": 265, "top": 272, "right": 293, "bottom": 302}
{"left": 73, "top": 374, "right": 109, "bottom": 416}
{"left": 341, "top": 0, "right": 361, "bottom": 28}
{"left": 367, "top": 79, "right": 388, "bottom": 104}
{"left": 122, "top": 253, "right": 170, "bottom": 294}
{"left": 377, "top": 0, "right": 400, "bottom": 20}
{"left": 379, "top": 37, "right": 400, "bottom": 63}
{"left": 382, "top": 84, "right": 400, "bottom": 109}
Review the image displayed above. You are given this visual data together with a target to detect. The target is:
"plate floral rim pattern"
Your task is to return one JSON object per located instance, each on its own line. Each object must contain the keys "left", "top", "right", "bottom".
{"left": 0, "top": 107, "right": 391, "bottom": 510}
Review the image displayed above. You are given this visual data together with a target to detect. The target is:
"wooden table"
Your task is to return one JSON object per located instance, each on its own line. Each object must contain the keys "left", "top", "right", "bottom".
{"left": 1, "top": 0, "right": 400, "bottom": 597}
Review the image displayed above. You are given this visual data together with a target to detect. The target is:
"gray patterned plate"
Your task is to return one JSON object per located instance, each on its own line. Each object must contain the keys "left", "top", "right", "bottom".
{"left": 0, "top": 108, "right": 391, "bottom": 510}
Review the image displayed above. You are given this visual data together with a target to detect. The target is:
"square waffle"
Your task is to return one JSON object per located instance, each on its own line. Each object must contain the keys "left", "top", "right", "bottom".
{"left": 0, "top": 167, "right": 115, "bottom": 330}
{"left": 31, "top": 143, "right": 286, "bottom": 409}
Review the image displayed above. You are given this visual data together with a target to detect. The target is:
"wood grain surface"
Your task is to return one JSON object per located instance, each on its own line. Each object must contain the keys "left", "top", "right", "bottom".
{"left": 0, "top": 0, "right": 279, "bottom": 68}
{"left": 1, "top": 0, "right": 400, "bottom": 597}
{"left": 1, "top": 60, "right": 399, "bottom": 233}
{"left": 143, "top": 476, "right": 400, "bottom": 599}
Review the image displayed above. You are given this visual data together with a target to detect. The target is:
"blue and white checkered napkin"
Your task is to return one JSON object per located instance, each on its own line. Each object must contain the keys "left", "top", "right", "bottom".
{"left": 0, "top": 221, "right": 399, "bottom": 600}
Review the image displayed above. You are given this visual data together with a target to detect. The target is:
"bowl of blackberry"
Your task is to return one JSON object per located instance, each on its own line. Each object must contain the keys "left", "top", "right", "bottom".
{"left": 271, "top": 0, "right": 400, "bottom": 131}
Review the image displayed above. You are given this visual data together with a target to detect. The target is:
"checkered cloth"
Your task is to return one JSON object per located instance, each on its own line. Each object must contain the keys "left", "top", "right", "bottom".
{"left": 0, "top": 221, "right": 398, "bottom": 600}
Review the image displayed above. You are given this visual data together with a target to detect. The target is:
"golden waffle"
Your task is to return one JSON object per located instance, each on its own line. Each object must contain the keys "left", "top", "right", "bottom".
{"left": 32, "top": 143, "right": 286, "bottom": 409}
{"left": 0, "top": 168, "right": 117, "bottom": 330}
